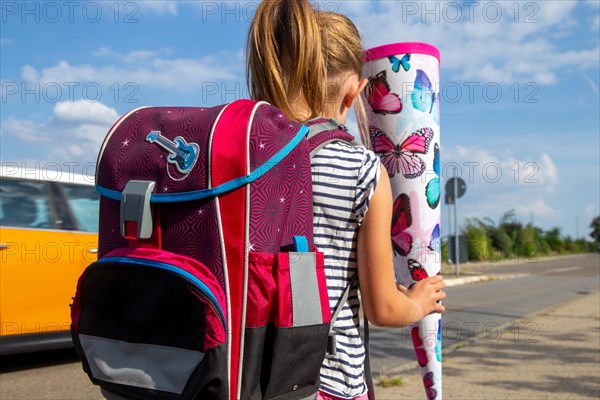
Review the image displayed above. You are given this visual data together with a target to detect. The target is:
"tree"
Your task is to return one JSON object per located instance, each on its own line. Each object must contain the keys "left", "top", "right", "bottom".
{"left": 590, "top": 215, "right": 600, "bottom": 243}
{"left": 544, "top": 227, "right": 565, "bottom": 253}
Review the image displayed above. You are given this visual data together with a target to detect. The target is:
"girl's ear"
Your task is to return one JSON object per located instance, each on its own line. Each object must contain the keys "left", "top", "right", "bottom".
{"left": 344, "top": 78, "right": 369, "bottom": 108}
{"left": 356, "top": 78, "right": 368, "bottom": 95}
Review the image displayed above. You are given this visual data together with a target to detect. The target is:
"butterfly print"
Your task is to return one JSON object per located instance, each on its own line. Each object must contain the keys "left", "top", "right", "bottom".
{"left": 411, "top": 327, "right": 429, "bottom": 367}
{"left": 423, "top": 372, "right": 437, "bottom": 399}
{"left": 423, "top": 372, "right": 434, "bottom": 388}
{"left": 426, "top": 387, "right": 438, "bottom": 400}
{"left": 365, "top": 70, "right": 402, "bottom": 114}
{"left": 389, "top": 54, "right": 410, "bottom": 72}
{"left": 435, "top": 320, "right": 442, "bottom": 362}
{"left": 412, "top": 69, "right": 439, "bottom": 124}
{"left": 391, "top": 193, "right": 412, "bottom": 257}
{"left": 370, "top": 126, "right": 433, "bottom": 179}
{"left": 426, "top": 143, "right": 440, "bottom": 209}
{"left": 428, "top": 224, "right": 441, "bottom": 252}
{"left": 408, "top": 258, "right": 429, "bottom": 281}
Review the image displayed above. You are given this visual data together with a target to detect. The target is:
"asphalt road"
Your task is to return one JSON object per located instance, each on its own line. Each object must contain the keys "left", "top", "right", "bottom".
{"left": 0, "top": 253, "right": 598, "bottom": 399}
{"left": 369, "top": 253, "right": 600, "bottom": 374}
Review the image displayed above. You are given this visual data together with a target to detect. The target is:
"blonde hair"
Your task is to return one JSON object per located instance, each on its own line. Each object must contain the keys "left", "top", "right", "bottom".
{"left": 247, "top": 0, "right": 366, "bottom": 131}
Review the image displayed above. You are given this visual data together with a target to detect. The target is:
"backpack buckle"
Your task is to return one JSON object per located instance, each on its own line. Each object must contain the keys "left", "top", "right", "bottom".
{"left": 326, "top": 331, "right": 337, "bottom": 358}
{"left": 120, "top": 180, "right": 156, "bottom": 240}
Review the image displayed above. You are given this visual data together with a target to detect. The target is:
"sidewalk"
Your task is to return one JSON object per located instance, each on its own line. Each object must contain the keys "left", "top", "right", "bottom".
{"left": 375, "top": 290, "right": 600, "bottom": 399}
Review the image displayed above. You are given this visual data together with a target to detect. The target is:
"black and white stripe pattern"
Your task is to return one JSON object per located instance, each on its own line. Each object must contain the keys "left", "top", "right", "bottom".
{"left": 312, "top": 141, "right": 380, "bottom": 399}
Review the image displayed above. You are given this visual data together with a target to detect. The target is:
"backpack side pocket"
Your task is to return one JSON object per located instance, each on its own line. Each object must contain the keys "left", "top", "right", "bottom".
{"left": 261, "top": 250, "right": 332, "bottom": 400}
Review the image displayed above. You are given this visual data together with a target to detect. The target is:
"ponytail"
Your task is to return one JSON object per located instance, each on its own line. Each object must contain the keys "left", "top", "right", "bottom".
{"left": 354, "top": 93, "right": 371, "bottom": 147}
{"left": 246, "top": 0, "right": 326, "bottom": 121}
{"left": 247, "top": 1, "right": 365, "bottom": 125}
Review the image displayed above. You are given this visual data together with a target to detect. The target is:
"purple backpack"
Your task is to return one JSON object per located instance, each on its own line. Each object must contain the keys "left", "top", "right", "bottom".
{"left": 71, "top": 100, "right": 357, "bottom": 400}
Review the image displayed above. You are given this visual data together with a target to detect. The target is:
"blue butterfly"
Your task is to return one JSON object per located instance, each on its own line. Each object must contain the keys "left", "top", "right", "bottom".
{"left": 426, "top": 143, "right": 440, "bottom": 209}
{"left": 428, "top": 223, "right": 441, "bottom": 252}
{"left": 435, "top": 320, "right": 442, "bottom": 362}
{"left": 412, "top": 69, "right": 439, "bottom": 124}
{"left": 388, "top": 54, "right": 410, "bottom": 73}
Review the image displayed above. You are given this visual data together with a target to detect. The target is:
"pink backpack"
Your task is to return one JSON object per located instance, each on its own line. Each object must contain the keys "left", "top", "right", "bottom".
{"left": 71, "top": 100, "right": 357, "bottom": 400}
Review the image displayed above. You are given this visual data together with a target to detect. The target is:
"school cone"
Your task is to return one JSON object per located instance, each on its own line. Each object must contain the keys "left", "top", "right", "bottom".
{"left": 363, "top": 43, "right": 442, "bottom": 400}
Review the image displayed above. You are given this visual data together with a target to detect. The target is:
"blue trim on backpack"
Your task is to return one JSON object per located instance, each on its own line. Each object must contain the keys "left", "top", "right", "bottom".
{"left": 96, "top": 125, "right": 310, "bottom": 203}
{"left": 293, "top": 236, "right": 309, "bottom": 252}
{"left": 97, "top": 256, "right": 226, "bottom": 327}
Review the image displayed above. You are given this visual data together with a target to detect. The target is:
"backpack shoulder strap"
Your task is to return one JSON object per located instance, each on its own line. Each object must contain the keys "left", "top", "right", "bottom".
{"left": 306, "top": 118, "right": 360, "bottom": 158}
{"left": 308, "top": 117, "right": 374, "bottom": 397}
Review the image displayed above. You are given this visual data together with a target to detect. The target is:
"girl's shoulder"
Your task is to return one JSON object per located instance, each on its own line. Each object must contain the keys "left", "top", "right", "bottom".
{"left": 313, "top": 140, "right": 380, "bottom": 171}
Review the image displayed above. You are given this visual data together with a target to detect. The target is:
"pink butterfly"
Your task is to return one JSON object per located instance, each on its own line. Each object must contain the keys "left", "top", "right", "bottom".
{"left": 423, "top": 372, "right": 438, "bottom": 399}
{"left": 370, "top": 126, "right": 433, "bottom": 179}
{"left": 423, "top": 372, "right": 434, "bottom": 388}
{"left": 391, "top": 193, "right": 412, "bottom": 257}
{"left": 426, "top": 388, "right": 438, "bottom": 400}
{"left": 411, "top": 327, "right": 429, "bottom": 367}
{"left": 365, "top": 71, "right": 402, "bottom": 114}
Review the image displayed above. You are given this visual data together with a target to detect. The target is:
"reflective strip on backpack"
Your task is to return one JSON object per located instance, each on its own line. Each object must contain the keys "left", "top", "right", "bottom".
{"left": 79, "top": 334, "right": 204, "bottom": 394}
{"left": 289, "top": 252, "right": 325, "bottom": 326}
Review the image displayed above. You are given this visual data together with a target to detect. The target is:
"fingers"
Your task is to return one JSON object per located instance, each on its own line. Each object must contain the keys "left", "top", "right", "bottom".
{"left": 426, "top": 274, "right": 446, "bottom": 287}
{"left": 396, "top": 282, "right": 408, "bottom": 294}
{"left": 436, "top": 290, "right": 447, "bottom": 301}
{"left": 423, "top": 275, "right": 447, "bottom": 314}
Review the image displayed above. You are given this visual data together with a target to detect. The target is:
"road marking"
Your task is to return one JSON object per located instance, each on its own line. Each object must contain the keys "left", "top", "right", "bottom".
{"left": 547, "top": 266, "right": 582, "bottom": 273}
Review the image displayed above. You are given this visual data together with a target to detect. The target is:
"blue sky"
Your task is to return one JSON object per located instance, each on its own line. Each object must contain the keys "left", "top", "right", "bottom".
{"left": 1, "top": 0, "right": 599, "bottom": 240}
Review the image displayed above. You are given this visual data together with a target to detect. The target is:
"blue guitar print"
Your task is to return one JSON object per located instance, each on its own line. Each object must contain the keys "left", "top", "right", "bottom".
{"left": 146, "top": 130, "right": 200, "bottom": 175}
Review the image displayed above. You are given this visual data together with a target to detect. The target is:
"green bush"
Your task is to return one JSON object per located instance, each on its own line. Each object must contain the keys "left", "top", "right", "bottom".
{"left": 463, "top": 219, "right": 493, "bottom": 262}
{"left": 544, "top": 227, "right": 565, "bottom": 254}
{"left": 454, "top": 212, "right": 595, "bottom": 263}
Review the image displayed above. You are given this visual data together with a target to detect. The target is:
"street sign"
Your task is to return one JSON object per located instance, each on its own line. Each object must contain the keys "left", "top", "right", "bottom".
{"left": 448, "top": 235, "right": 468, "bottom": 264}
{"left": 445, "top": 177, "right": 466, "bottom": 204}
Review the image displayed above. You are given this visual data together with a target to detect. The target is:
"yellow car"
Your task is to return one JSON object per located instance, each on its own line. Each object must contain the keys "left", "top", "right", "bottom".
{"left": 0, "top": 165, "right": 99, "bottom": 355}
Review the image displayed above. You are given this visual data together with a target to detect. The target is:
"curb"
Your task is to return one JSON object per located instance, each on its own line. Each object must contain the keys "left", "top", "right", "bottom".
{"left": 444, "top": 273, "right": 525, "bottom": 287}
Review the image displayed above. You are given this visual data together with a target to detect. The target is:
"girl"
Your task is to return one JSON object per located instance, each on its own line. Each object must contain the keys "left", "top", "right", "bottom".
{"left": 247, "top": 1, "right": 446, "bottom": 399}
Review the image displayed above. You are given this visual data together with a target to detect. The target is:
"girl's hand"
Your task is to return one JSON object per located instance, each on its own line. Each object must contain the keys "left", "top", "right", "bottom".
{"left": 403, "top": 275, "right": 446, "bottom": 321}
{"left": 358, "top": 165, "right": 447, "bottom": 327}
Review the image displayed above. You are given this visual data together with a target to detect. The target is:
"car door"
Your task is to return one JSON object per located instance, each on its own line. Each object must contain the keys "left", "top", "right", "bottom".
{"left": 0, "top": 177, "right": 98, "bottom": 353}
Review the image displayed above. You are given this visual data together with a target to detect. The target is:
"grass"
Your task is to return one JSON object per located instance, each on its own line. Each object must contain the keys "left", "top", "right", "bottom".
{"left": 376, "top": 375, "right": 405, "bottom": 388}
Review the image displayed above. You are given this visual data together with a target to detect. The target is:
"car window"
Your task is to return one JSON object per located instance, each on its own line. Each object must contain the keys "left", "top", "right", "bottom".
{"left": 60, "top": 183, "right": 99, "bottom": 232}
{"left": 0, "top": 178, "right": 53, "bottom": 228}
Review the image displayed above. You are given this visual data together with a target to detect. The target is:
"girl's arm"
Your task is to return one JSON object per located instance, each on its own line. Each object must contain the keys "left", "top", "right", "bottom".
{"left": 357, "top": 165, "right": 446, "bottom": 327}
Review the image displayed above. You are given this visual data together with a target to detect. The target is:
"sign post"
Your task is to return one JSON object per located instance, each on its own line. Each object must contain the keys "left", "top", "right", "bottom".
{"left": 445, "top": 173, "right": 466, "bottom": 275}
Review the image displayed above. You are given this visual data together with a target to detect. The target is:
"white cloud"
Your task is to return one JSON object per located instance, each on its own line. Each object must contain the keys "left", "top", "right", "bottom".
{"left": 537, "top": 153, "right": 559, "bottom": 188}
{"left": 53, "top": 100, "right": 119, "bottom": 125}
{"left": 21, "top": 51, "right": 241, "bottom": 91}
{"left": 443, "top": 145, "right": 559, "bottom": 190}
{"left": 585, "top": 0, "right": 600, "bottom": 8}
{"left": 2, "top": 101, "right": 118, "bottom": 163}
{"left": 585, "top": 203, "right": 599, "bottom": 220}
{"left": 348, "top": 0, "right": 599, "bottom": 85}
{"left": 592, "top": 14, "right": 600, "bottom": 30}
{"left": 514, "top": 198, "right": 556, "bottom": 217}
{"left": 440, "top": 144, "right": 561, "bottom": 226}
{"left": 3, "top": 118, "right": 51, "bottom": 143}
{"left": 92, "top": 46, "right": 172, "bottom": 63}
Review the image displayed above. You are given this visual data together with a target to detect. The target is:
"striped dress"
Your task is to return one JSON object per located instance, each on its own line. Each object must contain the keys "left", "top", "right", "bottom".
{"left": 311, "top": 139, "right": 381, "bottom": 399}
